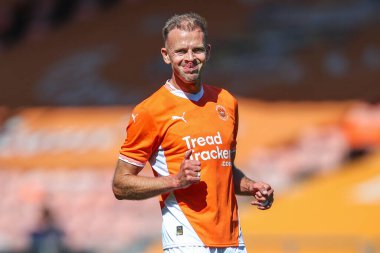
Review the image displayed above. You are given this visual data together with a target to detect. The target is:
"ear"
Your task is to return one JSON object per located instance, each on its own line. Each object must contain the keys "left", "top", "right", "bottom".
{"left": 161, "top": 47, "right": 171, "bottom": 64}
{"left": 206, "top": 44, "right": 211, "bottom": 62}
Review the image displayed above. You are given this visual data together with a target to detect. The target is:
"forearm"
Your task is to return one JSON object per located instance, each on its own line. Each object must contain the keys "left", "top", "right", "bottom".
{"left": 113, "top": 173, "right": 179, "bottom": 200}
{"left": 233, "top": 166, "right": 256, "bottom": 195}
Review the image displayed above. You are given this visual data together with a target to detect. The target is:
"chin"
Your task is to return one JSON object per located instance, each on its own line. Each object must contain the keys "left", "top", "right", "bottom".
{"left": 183, "top": 74, "right": 201, "bottom": 83}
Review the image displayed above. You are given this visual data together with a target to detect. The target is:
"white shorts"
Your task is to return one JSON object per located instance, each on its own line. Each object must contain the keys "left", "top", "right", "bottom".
{"left": 164, "top": 246, "right": 247, "bottom": 253}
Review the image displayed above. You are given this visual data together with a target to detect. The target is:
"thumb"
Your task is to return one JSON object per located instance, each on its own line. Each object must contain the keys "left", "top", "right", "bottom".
{"left": 184, "top": 149, "right": 193, "bottom": 160}
{"left": 252, "top": 182, "right": 261, "bottom": 193}
{"left": 253, "top": 182, "right": 268, "bottom": 195}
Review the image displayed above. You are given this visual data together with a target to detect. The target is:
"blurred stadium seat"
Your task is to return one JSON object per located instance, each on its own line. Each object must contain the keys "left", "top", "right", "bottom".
{"left": 1, "top": 0, "right": 380, "bottom": 106}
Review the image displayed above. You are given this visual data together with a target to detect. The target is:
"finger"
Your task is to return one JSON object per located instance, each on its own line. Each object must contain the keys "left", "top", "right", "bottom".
{"left": 186, "top": 160, "right": 201, "bottom": 167}
{"left": 184, "top": 163, "right": 201, "bottom": 171}
{"left": 184, "top": 150, "right": 193, "bottom": 160}
{"left": 189, "top": 168, "right": 201, "bottom": 178}
{"left": 261, "top": 190, "right": 274, "bottom": 203}
{"left": 194, "top": 171, "right": 201, "bottom": 179}
{"left": 254, "top": 196, "right": 266, "bottom": 202}
{"left": 184, "top": 166, "right": 202, "bottom": 177}
{"left": 252, "top": 201, "right": 272, "bottom": 210}
{"left": 253, "top": 181, "right": 271, "bottom": 192}
{"left": 260, "top": 185, "right": 271, "bottom": 196}
{"left": 187, "top": 173, "right": 201, "bottom": 183}
{"left": 252, "top": 196, "right": 274, "bottom": 206}
{"left": 251, "top": 200, "right": 261, "bottom": 206}
{"left": 257, "top": 204, "right": 271, "bottom": 210}
{"left": 266, "top": 189, "right": 274, "bottom": 199}
{"left": 191, "top": 168, "right": 201, "bottom": 179}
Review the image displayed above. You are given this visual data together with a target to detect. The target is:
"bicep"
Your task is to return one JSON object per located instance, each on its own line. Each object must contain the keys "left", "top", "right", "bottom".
{"left": 114, "top": 160, "right": 143, "bottom": 179}
{"left": 112, "top": 160, "right": 144, "bottom": 199}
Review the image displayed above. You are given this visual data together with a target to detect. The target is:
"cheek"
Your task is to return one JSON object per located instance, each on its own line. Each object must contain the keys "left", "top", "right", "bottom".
{"left": 171, "top": 56, "right": 183, "bottom": 66}
{"left": 197, "top": 54, "right": 207, "bottom": 63}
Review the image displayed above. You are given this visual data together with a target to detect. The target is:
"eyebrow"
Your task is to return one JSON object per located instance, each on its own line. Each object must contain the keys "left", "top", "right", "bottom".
{"left": 173, "top": 46, "right": 206, "bottom": 51}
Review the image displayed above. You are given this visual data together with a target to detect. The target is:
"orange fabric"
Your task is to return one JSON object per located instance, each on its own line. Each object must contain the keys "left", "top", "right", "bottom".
{"left": 120, "top": 84, "right": 240, "bottom": 246}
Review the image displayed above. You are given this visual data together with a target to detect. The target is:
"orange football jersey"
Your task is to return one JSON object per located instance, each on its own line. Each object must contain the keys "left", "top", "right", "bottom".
{"left": 119, "top": 81, "right": 245, "bottom": 249}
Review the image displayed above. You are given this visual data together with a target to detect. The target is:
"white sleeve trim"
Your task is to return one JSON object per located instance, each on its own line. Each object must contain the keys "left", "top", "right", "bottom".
{"left": 118, "top": 154, "right": 145, "bottom": 167}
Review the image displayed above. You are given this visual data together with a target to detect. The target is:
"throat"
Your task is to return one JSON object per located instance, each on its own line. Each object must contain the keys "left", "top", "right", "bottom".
{"left": 169, "top": 77, "right": 201, "bottom": 94}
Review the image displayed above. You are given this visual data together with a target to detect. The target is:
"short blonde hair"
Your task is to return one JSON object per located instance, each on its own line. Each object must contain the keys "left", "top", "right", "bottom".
{"left": 162, "top": 13, "right": 208, "bottom": 45}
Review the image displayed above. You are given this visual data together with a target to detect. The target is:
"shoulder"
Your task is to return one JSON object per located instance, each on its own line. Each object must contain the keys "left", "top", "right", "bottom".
{"left": 136, "top": 84, "right": 162, "bottom": 104}
{"left": 131, "top": 85, "right": 175, "bottom": 124}
{"left": 203, "top": 84, "right": 238, "bottom": 106}
{"left": 133, "top": 85, "right": 168, "bottom": 112}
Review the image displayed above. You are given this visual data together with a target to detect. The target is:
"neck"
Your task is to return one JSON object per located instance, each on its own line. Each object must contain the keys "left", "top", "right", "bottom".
{"left": 170, "top": 75, "right": 201, "bottom": 94}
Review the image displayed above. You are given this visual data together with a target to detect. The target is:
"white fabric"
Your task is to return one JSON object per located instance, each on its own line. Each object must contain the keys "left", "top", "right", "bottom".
{"left": 118, "top": 154, "right": 145, "bottom": 167}
{"left": 149, "top": 145, "right": 170, "bottom": 176}
{"left": 164, "top": 246, "right": 247, "bottom": 253}
{"left": 161, "top": 193, "right": 205, "bottom": 249}
{"left": 165, "top": 81, "right": 204, "bottom": 101}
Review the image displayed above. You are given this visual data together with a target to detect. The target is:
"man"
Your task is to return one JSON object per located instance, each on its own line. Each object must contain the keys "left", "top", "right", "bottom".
{"left": 112, "top": 13, "right": 274, "bottom": 253}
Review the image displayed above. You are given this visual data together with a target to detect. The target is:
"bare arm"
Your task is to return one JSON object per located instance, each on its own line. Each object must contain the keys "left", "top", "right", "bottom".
{"left": 112, "top": 150, "right": 201, "bottom": 200}
{"left": 112, "top": 159, "right": 178, "bottom": 200}
{"left": 232, "top": 164, "right": 274, "bottom": 210}
{"left": 232, "top": 165, "right": 254, "bottom": 196}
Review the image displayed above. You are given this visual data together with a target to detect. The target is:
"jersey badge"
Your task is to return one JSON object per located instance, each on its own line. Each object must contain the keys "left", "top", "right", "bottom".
{"left": 216, "top": 105, "right": 228, "bottom": 121}
{"left": 176, "top": 226, "right": 183, "bottom": 236}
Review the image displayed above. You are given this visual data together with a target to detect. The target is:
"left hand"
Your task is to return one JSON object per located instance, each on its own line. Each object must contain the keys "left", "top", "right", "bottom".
{"left": 249, "top": 181, "right": 274, "bottom": 210}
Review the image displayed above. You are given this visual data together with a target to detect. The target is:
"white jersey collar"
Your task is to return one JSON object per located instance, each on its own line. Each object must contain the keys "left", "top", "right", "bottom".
{"left": 164, "top": 80, "right": 204, "bottom": 102}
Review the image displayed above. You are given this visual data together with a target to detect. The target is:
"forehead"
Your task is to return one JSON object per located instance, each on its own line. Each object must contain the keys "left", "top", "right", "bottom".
{"left": 166, "top": 28, "right": 205, "bottom": 48}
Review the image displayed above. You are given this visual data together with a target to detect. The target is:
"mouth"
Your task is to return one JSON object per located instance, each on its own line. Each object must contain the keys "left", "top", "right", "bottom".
{"left": 182, "top": 64, "right": 199, "bottom": 74}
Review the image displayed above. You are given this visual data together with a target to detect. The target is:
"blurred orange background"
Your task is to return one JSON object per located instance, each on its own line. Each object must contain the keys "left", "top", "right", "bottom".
{"left": 0, "top": 1, "right": 379, "bottom": 253}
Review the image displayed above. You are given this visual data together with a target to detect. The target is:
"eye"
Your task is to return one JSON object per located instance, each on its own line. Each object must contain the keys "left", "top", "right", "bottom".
{"left": 175, "top": 49, "right": 187, "bottom": 55}
{"left": 193, "top": 48, "right": 206, "bottom": 54}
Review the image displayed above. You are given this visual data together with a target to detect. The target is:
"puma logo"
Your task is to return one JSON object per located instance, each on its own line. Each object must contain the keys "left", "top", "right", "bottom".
{"left": 131, "top": 113, "right": 138, "bottom": 123}
{"left": 172, "top": 112, "right": 187, "bottom": 123}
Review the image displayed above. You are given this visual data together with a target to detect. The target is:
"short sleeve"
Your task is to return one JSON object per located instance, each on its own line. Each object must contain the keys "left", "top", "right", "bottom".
{"left": 119, "top": 106, "right": 160, "bottom": 167}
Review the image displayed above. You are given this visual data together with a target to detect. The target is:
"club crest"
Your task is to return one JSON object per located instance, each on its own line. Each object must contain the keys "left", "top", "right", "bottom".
{"left": 216, "top": 105, "right": 228, "bottom": 121}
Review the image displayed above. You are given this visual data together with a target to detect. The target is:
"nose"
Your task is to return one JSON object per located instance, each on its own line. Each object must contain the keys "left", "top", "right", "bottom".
{"left": 184, "top": 50, "right": 195, "bottom": 61}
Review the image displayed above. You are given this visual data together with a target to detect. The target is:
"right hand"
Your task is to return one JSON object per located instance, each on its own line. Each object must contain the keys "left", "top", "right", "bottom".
{"left": 174, "top": 150, "right": 201, "bottom": 189}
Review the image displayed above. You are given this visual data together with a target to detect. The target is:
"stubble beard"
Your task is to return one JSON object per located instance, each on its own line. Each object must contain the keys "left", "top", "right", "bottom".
{"left": 178, "top": 65, "right": 203, "bottom": 84}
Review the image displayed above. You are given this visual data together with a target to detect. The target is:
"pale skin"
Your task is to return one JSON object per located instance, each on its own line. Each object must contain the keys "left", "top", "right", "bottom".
{"left": 160, "top": 27, "right": 210, "bottom": 94}
{"left": 112, "top": 27, "right": 274, "bottom": 210}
